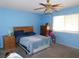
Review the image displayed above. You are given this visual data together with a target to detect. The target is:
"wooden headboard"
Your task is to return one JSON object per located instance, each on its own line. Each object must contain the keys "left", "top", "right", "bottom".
{"left": 13, "top": 26, "right": 33, "bottom": 32}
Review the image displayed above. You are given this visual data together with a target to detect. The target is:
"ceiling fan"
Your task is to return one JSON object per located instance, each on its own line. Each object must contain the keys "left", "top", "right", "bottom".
{"left": 34, "top": 0, "right": 63, "bottom": 13}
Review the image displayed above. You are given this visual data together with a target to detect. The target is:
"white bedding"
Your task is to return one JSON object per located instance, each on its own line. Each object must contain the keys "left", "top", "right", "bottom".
{"left": 20, "top": 35, "right": 43, "bottom": 42}
{"left": 7, "top": 52, "right": 23, "bottom": 58}
{"left": 19, "top": 34, "right": 50, "bottom": 54}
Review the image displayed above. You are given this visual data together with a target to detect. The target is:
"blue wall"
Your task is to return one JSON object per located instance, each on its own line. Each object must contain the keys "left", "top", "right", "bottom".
{"left": 0, "top": 6, "right": 79, "bottom": 49}
{"left": 39, "top": 13, "right": 52, "bottom": 25}
{"left": 54, "top": 32, "right": 79, "bottom": 49}
{"left": 0, "top": 8, "right": 41, "bottom": 48}
{"left": 41, "top": 6, "right": 79, "bottom": 49}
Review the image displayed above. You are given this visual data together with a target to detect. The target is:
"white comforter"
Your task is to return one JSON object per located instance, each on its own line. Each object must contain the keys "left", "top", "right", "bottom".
{"left": 19, "top": 35, "right": 50, "bottom": 54}
{"left": 20, "top": 35, "right": 45, "bottom": 42}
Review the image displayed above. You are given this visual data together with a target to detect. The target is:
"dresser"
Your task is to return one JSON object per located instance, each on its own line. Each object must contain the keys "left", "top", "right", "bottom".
{"left": 3, "top": 35, "right": 16, "bottom": 50}
{"left": 40, "top": 25, "right": 48, "bottom": 36}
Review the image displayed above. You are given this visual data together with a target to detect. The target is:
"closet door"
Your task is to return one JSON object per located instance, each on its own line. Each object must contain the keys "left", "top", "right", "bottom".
{"left": 64, "top": 14, "right": 78, "bottom": 32}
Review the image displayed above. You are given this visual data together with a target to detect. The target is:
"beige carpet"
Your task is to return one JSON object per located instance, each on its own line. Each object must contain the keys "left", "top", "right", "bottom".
{"left": 0, "top": 48, "right": 4, "bottom": 58}
{"left": 14, "top": 44, "right": 79, "bottom": 58}
{"left": 0, "top": 44, "right": 79, "bottom": 58}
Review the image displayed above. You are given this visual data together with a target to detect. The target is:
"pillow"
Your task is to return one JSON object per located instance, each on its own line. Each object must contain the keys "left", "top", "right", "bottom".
{"left": 16, "top": 34, "right": 25, "bottom": 43}
{"left": 14, "top": 30, "right": 24, "bottom": 38}
{"left": 24, "top": 32, "right": 36, "bottom": 36}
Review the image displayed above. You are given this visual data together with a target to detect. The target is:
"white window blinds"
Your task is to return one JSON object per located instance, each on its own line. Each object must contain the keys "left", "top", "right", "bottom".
{"left": 53, "top": 14, "right": 79, "bottom": 32}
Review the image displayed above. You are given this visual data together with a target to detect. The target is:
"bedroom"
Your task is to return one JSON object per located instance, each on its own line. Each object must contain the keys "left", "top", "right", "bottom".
{"left": 0, "top": 0, "right": 79, "bottom": 58}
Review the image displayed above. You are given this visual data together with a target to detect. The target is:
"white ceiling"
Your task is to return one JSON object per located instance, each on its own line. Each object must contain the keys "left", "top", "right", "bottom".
{"left": 0, "top": 0, "right": 79, "bottom": 13}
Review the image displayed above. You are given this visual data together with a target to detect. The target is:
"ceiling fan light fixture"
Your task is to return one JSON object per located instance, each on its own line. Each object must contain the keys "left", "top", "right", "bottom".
{"left": 34, "top": 0, "right": 63, "bottom": 13}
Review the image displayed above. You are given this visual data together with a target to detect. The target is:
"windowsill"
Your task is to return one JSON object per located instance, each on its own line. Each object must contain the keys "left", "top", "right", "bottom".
{"left": 54, "top": 31, "right": 79, "bottom": 34}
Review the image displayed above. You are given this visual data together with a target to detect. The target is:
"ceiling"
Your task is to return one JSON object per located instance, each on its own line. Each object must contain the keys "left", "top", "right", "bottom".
{"left": 0, "top": 0, "right": 79, "bottom": 13}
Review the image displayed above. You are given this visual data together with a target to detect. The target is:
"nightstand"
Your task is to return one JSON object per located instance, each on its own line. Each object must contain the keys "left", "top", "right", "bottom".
{"left": 3, "top": 35, "right": 16, "bottom": 50}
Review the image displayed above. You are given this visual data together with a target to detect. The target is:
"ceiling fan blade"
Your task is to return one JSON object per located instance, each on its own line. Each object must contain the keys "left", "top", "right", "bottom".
{"left": 52, "top": 8, "right": 58, "bottom": 12}
{"left": 40, "top": 3, "right": 46, "bottom": 7}
{"left": 47, "top": 0, "right": 50, "bottom": 3}
{"left": 52, "top": 3, "right": 63, "bottom": 7}
{"left": 44, "top": 8, "right": 48, "bottom": 13}
{"left": 34, "top": 7, "right": 45, "bottom": 10}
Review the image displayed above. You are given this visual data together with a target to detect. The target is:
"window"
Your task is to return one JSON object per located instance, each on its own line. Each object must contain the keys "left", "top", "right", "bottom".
{"left": 53, "top": 15, "right": 64, "bottom": 31}
{"left": 53, "top": 14, "right": 79, "bottom": 32}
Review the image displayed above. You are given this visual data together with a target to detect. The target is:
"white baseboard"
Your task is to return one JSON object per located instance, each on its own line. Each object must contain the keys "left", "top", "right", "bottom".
{"left": 57, "top": 42, "right": 79, "bottom": 50}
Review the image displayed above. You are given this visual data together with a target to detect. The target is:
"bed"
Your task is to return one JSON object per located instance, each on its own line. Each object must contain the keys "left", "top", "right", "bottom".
{"left": 13, "top": 26, "right": 51, "bottom": 55}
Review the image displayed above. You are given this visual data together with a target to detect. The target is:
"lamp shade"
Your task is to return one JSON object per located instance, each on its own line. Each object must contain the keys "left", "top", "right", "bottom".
{"left": 47, "top": 26, "right": 50, "bottom": 30}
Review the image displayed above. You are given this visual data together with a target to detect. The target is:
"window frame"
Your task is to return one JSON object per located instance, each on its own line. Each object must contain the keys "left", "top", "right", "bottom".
{"left": 53, "top": 14, "right": 79, "bottom": 33}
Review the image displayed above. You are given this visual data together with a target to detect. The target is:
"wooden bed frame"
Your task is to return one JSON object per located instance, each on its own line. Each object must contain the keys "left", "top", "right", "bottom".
{"left": 14, "top": 26, "right": 33, "bottom": 32}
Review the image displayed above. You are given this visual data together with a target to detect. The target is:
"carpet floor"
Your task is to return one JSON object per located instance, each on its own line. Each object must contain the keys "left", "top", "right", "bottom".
{"left": 0, "top": 44, "right": 79, "bottom": 58}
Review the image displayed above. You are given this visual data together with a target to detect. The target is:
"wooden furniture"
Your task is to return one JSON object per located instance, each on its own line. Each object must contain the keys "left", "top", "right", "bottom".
{"left": 3, "top": 35, "right": 16, "bottom": 50}
{"left": 40, "top": 25, "right": 48, "bottom": 36}
{"left": 14, "top": 26, "right": 33, "bottom": 32}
